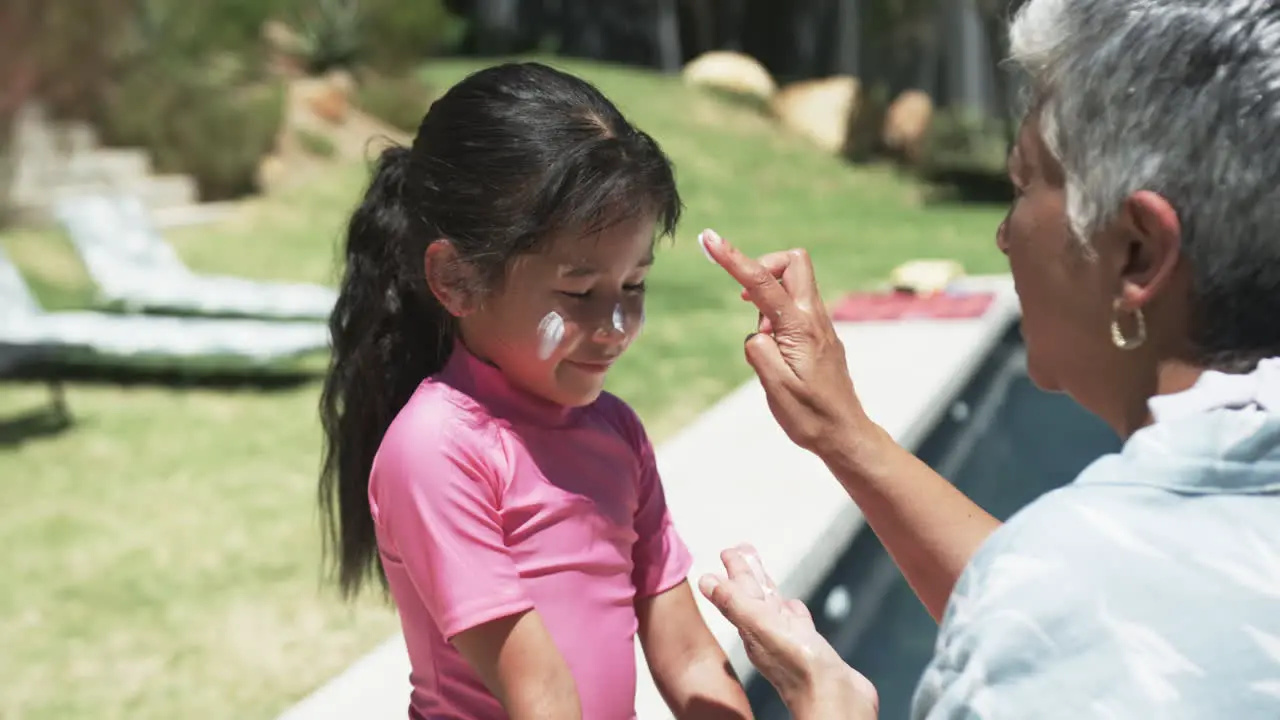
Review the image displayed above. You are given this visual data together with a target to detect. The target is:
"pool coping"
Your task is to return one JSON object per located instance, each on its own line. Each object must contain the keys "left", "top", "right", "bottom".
{"left": 275, "top": 274, "right": 1020, "bottom": 720}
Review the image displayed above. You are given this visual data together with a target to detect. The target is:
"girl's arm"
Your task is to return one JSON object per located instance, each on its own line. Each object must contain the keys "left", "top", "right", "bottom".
{"left": 637, "top": 581, "right": 753, "bottom": 720}
{"left": 374, "top": 417, "right": 581, "bottom": 717}
{"left": 452, "top": 610, "right": 582, "bottom": 720}
{"left": 609, "top": 397, "right": 752, "bottom": 717}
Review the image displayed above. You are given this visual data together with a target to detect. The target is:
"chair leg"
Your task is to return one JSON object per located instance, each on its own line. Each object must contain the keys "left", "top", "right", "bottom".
{"left": 48, "top": 380, "right": 71, "bottom": 425}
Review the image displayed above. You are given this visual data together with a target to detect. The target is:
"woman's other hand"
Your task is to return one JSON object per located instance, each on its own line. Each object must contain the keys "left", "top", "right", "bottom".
{"left": 698, "top": 545, "right": 878, "bottom": 720}
{"left": 698, "top": 230, "right": 886, "bottom": 464}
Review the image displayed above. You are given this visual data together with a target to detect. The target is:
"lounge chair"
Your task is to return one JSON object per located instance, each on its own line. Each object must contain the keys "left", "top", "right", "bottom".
{"left": 0, "top": 341, "right": 70, "bottom": 424}
{"left": 0, "top": 243, "right": 330, "bottom": 366}
{"left": 53, "top": 194, "right": 338, "bottom": 320}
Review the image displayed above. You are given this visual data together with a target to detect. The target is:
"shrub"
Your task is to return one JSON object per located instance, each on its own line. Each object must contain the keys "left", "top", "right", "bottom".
{"left": 355, "top": 73, "right": 433, "bottom": 134}
{"left": 98, "top": 61, "right": 286, "bottom": 201}
{"left": 297, "top": 128, "right": 337, "bottom": 158}
{"left": 843, "top": 83, "right": 891, "bottom": 164}
{"left": 285, "top": 0, "right": 462, "bottom": 75}
{"left": 916, "top": 108, "right": 1014, "bottom": 204}
{"left": 15, "top": 0, "right": 136, "bottom": 121}
{"left": 359, "top": 0, "right": 464, "bottom": 72}
{"left": 293, "top": 0, "right": 365, "bottom": 74}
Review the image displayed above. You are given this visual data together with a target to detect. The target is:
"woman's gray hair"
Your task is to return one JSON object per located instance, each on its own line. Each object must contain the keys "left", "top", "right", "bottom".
{"left": 1007, "top": 0, "right": 1280, "bottom": 369}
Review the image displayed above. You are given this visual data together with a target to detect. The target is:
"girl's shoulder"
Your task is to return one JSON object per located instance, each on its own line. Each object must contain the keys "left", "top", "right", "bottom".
{"left": 587, "top": 391, "right": 649, "bottom": 444}
{"left": 380, "top": 378, "right": 508, "bottom": 462}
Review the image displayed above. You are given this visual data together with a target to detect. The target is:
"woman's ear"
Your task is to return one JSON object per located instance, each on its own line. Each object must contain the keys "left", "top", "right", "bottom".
{"left": 424, "top": 239, "right": 478, "bottom": 317}
{"left": 1115, "top": 190, "right": 1183, "bottom": 310}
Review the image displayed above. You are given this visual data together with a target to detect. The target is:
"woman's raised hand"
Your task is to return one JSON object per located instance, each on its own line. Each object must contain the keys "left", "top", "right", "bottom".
{"left": 698, "top": 230, "right": 883, "bottom": 464}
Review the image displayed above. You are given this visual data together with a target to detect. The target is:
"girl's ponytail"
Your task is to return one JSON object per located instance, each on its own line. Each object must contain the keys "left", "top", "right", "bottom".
{"left": 319, "top": 146, "right": 455, "bottom": 597}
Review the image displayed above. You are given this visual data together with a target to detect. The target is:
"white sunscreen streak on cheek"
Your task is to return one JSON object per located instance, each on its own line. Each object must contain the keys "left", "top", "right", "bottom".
{"left": 537, "top": 311, "right": 565, "bottom": 360}
{"left": 612, "top": 303, "right": 625, "bottom": 333}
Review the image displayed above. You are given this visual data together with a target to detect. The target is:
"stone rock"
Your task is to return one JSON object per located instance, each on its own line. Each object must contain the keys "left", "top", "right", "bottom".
{"left": 682, "top": 51, "right": 777, "bottom": 104}
{"left": 883, "top": 90, "right": 934, "bottom": 164}
{"left": 324, "top": 69, "right": 357, "bottom": 99}
{"left": 262, "top": 19, "right": 307, "bottom": 78}
{"left": 262, "top": 19, "right": 304, "bottom": 55}
{"left": 256, "top": 154, "right": 288, "bottom": 193}
{"left": 307, "top": 83, "right": 349, "bottom": 125}
{"left": 771, "top": 76, "right": 860, "bottom": 154}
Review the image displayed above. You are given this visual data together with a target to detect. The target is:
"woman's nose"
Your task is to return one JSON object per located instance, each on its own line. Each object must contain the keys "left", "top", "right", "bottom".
{"left": 995, "top": 216, "right": 1011, "bottom": 255}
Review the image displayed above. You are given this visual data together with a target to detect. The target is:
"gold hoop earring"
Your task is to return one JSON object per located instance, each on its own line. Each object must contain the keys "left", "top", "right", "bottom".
{"left": 1110, "top": 299, "right": 1147, "bottom": 351}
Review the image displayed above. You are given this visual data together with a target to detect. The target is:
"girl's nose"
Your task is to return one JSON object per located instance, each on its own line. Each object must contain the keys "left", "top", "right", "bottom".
{"left": 594, "top": 303, "right": 629, "bottom": 342}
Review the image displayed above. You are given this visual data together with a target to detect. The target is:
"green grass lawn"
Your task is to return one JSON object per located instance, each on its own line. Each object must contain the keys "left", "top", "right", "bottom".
{"left": 0, "top": 57, "right": 1008, "bottom": 720}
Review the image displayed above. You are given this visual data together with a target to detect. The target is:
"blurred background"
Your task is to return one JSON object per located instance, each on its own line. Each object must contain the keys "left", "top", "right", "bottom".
{"left": 1, "top": 1, "right": 1019, "bottom": 718}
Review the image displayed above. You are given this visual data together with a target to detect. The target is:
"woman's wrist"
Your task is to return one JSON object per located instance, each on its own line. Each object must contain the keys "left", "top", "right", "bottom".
{"left": 782, "top": 666, "right": 877, "bottom": 720}
{"left": 815, "top": 416, "right": 897, "bottom": 491}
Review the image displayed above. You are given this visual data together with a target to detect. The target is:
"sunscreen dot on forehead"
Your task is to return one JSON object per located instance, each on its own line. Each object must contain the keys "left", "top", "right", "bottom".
{"left": 537, "top": 311, "right": 565, "bottom": 360}
{"left": 612, "top": 304, "right": 625, "bottom": 333}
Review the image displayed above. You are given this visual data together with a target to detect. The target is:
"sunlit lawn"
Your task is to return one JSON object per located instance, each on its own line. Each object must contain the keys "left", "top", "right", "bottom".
{"left": 0, "top": 57, "right": 1007, "bottom": 719}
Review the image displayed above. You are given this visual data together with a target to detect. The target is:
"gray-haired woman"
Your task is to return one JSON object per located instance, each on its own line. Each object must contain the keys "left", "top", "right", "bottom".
{"left": 697, "top": 1, "right": 1280, "bottom": 717}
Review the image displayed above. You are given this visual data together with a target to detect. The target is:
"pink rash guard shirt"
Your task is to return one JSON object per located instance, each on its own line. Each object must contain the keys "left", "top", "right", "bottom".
{"left": 369, "top": 342, "right": 694, "bottom": 720}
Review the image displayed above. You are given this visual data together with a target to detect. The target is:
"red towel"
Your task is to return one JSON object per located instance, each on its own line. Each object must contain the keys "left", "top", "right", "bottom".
{"left": 830, "top": 290, "right": 996, "bottom": 322}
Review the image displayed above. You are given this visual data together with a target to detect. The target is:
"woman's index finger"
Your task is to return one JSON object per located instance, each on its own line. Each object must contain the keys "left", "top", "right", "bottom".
{"left": 700, "top": 230, "right": 797, "bottom": 323}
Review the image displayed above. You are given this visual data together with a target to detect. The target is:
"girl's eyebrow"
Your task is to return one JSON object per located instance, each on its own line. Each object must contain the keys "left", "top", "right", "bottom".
{"left": 560, "top": 264, "right": 598, "bottom": 278}
{"left": 559, "top": 253, "right": 655, "bottom": 277}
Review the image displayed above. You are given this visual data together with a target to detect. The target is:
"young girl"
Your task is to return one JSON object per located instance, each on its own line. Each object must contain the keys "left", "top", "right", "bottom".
{"left": 319, "top": 62, "right": 752, "bottom": 720}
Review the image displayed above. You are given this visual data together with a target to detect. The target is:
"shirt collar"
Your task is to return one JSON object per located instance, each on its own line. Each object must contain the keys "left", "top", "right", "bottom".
{"left": 436, "top": 341, "right": 575, "bottom": 427}
{"left": 1147, "top": 358, "right": 1280, "bottom": 423}
{"left": 1077, "top": 358, "right": 1280, "bottom": 495}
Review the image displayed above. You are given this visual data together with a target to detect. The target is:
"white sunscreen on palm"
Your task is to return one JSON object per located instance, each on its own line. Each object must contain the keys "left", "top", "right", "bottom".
{"left": 744, "top": 550, "right": 776, "bottom": 597}
{"left": 537, "top": 311, "right": 565, "bottom": 360}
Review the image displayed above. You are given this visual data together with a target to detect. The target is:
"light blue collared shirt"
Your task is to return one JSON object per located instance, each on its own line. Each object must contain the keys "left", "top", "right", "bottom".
{"left": 913, "top": 366, "right": 1280, "bottom": 719}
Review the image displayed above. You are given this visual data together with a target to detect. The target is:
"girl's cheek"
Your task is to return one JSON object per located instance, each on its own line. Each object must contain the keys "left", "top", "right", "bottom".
{"left": 538, "top": 296, "right": 644, "bottom": 358}
{"left": 536, "top": 310, "right": 566, "bottom": 360}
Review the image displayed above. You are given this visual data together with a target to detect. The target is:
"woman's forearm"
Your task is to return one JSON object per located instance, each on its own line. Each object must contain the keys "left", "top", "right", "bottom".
{"left": 822, "top": 424, "right": 1001, "bottom": 622}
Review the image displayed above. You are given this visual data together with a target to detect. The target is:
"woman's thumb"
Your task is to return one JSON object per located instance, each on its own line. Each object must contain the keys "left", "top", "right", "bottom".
{"left": 745, "top": 332, "right": 798, "bottom": 388}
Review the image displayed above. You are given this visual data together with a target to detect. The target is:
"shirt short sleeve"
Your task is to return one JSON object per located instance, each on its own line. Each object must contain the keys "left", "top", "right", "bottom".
{"left": 372, "top": 415, "right": 533, "bottom": 640}
{"left": 913, "top": 483, "right": 1189, "bottom": 720}
{"left": 605, "top": 397, "right": 694, "bottom": 598}
{"left": 912, "top": 496, "right": 1093, "bottom": 719}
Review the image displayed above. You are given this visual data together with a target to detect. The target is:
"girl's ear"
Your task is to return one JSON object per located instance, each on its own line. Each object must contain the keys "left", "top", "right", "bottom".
{"left": 424, "top": 239, "right": 479, "bottom": 317}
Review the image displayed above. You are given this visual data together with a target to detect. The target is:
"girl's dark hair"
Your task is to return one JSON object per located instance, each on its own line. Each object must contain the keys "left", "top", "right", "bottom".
{"left": 319, "top": 62, "right": 682, "bottom": 598}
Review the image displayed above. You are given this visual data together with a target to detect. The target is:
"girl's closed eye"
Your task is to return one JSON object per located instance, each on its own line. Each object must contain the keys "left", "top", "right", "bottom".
{"left": 558, "top": 282, "right": 647, "bottom": 300}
